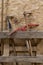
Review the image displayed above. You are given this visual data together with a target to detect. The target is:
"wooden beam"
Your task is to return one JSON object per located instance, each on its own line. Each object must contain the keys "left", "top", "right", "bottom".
{"left": 9, "top": 46, "right": 36, "bottom": 53}
{"left": 11, "top": 31, "right": 43, "bottom": 39}
{"left": 1, "top": 0, "right": 4, "bottom": 31}
{"left": 0, "top": 31, "right": 43, "bottom": 38}
{"left": 3, "top": 39, "right": 9, "bottom": 56}
{"left": 0, "top": 56, "right": 43, "bottom": 63}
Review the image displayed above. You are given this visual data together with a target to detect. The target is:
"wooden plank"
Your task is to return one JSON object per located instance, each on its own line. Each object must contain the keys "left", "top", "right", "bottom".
{"left": 26, "top": 40, "right": 34, "bottom": 65}
{"left": 0, "top": 56, "right": 43, "bottom": 63}
{"left": 26, "top": 40, "right": 33, "bottom": 56}
{"left": 11, "top": 31, "right": 43, "bottom": 39}
{"left": 9, "top": 39, "right": 16, "bottom": 65}
{"left": 0, "top": 31, "right": 43, "bottom": 38}
{"left": 3, "top": 39, "right": 9, "bottom": 56}
{"left": 14, "top": 47, "right": 28, "bottom": 52}
{"left": 9, "top": 46, "right": 36, "bottom": 52}
{"left": 1, "top": 0, "right": 4, "bottom": 31}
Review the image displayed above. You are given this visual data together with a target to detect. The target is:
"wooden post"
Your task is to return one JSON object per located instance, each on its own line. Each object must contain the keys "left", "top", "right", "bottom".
{"left": 3, "top": 39, "right": 9, "bottom": 65}
{"left": 3, "top": 39, "right": 9, "bottom": 56}
{"left": 5, "top": 0, "right": 9, "bottom": 30}
{"left": 26, "top": 40, "right": 35, "bottom": 65}
{"left": 26, "top": 40, "right": 33, "bottom": 56}
{"left": 1, "top": 0, "right": 4, "bottom": 31}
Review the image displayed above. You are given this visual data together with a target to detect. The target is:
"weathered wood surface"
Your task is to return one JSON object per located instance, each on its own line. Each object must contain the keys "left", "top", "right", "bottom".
{"left": 0, "top": 56, "right": 43, "bottom": 63}
{"left": 0, "top": 31, "right": 43, "bottom": 38}
{"left": 3, "top": 39, "right": 9, "bottom": 56}
{"left": 11, "top": 31, "right": 43, "bottom": 39}
{"left": 11, "top": 46, "right": 36, "bottom": 52}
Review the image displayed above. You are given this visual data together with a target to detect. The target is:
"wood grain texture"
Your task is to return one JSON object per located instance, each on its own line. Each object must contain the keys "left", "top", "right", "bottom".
{"left": 0, "top": 56, "right": 43, "bottom": 63}
{"left": 0, "top": 31, "right": 43, "bottom": 38}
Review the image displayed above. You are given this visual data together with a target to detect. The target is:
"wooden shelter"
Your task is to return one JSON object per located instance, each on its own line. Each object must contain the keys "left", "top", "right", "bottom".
{"left": 0, "top": 0, "right": 43, "bottom": 65}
